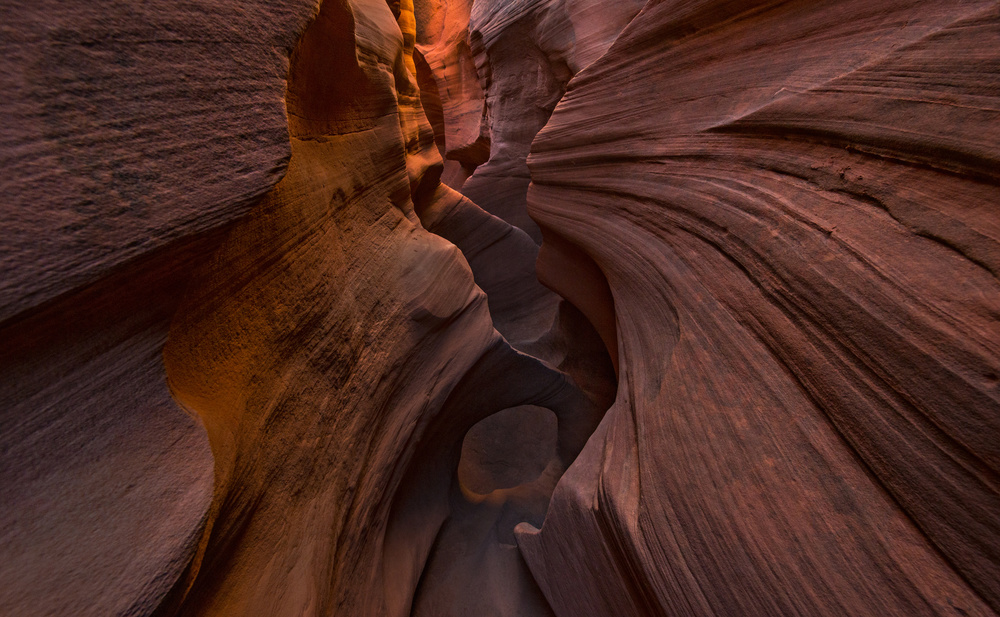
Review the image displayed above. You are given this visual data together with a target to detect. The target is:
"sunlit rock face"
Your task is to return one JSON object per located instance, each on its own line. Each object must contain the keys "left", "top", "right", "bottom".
{"left": 2, "top": 0, "right": 999, "bottom": 617}
{"left": 163, "top": 1, "right": 596, "bottom": 614}
{"left": 2, "top": 0, "right": 604, "bottom": 615}
{"left": 412, "top": 0, "right": 488, "bottom": 189}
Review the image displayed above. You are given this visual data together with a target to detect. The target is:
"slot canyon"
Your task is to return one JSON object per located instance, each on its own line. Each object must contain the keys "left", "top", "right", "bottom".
{"left": 1, "top": 0, "right": 998, "bottom": 615}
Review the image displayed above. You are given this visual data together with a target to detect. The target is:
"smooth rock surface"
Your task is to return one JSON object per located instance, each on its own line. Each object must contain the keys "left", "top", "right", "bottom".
{"left": 457, "top": 0, "right": 645, "bottom": 240}
{"left": 413, "top": 0, "right": 489, "bottom": 185}
{"left": 409, "top": 183, "right": 614, "bottom": 617}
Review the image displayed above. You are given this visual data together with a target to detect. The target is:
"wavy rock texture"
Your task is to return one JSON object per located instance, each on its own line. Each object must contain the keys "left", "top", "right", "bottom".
{"left": 413, "top": 0, "right": 488, "bottom": 188}
{"left": 3, "top": 0, "right": 999, "bottom": 615}
{"left": 0, "top": 1, "right": 316, "bottom": 614}
{"left": 407, "top": 184, "right": 615, "bottom": 617}
{"left": 456, "top": 0, "right": 646, "bottom": 239}
{"left": 163, "top": 1, "right": 597, "bottom": 614}
{"left": 0, "top": 0, "right": 564, "bottom": 616}
{"left": 522, "top": 1, "right": 1000, "bottom": 615}
{"left": 3, "top": 0, "right": 604, "bottom": 615}
{"left": 408, "top": 2, "right": 624, "bottom": 614}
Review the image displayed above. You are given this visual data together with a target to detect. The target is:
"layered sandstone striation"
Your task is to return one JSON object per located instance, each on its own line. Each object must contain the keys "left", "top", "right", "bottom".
{"left": 522, "top": 1, "right": 1000, "bottom": 615}
{"left": 1, "top": 0, "right": 999, "bottom": 616}
{"left": 458, "top": 0, "right": 645, "bottom": 241}
{"left": 412, "top": 0, "right": 488, "bottom": 188}
{"left": 3, "top": 0, "right": 603, "bottom": 615}
{"left": 164, "top": 1, "right": 596, "bottom": 613}
{"left": 0, "top": 1, "right": 315, "bottom": 614}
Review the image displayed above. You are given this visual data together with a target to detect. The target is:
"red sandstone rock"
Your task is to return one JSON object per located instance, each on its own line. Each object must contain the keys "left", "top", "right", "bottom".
{"left": 413, "top": 0, "right": 489, "bottom": 183}
{"left": 0, "top": 0, "right": 315, "bottom": 323}
{"left": 0, "top": 1, "right": 316, "bottom": 614}
{"left": 410, "top": 184, "right": 614, "bottom": 617}
{"left": 165, "top": 1, "right": 594, "bottom": 615}
{"left": 3, "top": 0, "right": 999, "bottom": 615}
{"left": 2, "top": 0, "right": 590, "bottom": 615}
{"left": 453, "top": 0, "right": 645, "bottom": 240}
{"left": 522, "top": 1, "right": 1000, "bottom": 615}
{"left": 409, "top": 5, "right": 628, "bottom": 612}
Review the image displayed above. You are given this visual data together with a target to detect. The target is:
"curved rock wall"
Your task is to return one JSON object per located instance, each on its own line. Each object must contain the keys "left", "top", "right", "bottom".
{"left": 165, "top": 0, "right": 593, "bottom": 614}
{"left": 458, "top": 0, "right": 645, "bottom": 240}
{"left": 2, "top": 0, "right": 998, "bottom": 615}
{"left": 1, "top": 0, "right": 589, "bottom": 614}
{"left": 523, "top": 1, "right": 1000, "bottom": 615}
{"left": 0, "top": 1, "right": 315, "bottom": 614}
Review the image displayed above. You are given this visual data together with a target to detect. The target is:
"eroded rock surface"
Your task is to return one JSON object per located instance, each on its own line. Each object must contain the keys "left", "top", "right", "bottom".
{"left": 0, "top": 0, "right": 584, "bottom": 614}
{"left": 2, "top": 0, "right": 999, "bottom": 616}
{"left": 522, "top": 1, "right": 1000, "bottom": 615}
{"left": 164, "top": 0, "right": 594, "bottom": 615}
{"left": 418, "top": 0, "right": 645, "bottom": 239}
{"left": 0, "top": 1, "right": 316, "bottom": 614}
{"left": 0, "top": 0, "right": 315, "bottom": 322}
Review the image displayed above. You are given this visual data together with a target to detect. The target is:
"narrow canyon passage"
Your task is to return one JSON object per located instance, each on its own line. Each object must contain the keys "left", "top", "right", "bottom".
{"left": 1, "top": 0, "right": 998, "bottom": 616}
{"left": 160, "top": 0, "right": 617, "bottom": 615}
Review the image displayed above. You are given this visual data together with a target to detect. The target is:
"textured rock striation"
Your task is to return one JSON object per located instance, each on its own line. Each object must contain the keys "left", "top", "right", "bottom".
{"left": 163, "top": 2, "right": 598, "bottom": 614}
{"left": 522, "top": 1, "right": 1000, "bottom": 615}
{"left": 3, "top": 0, "right": 604, "bottom": 615}
{"left": 1, "top": 0, "right": 999, "bottom": 616}
{"left": 457, "top": 0, "right": 645, "bottom": 241}
{"left": 0, "top": 1, "right": 316, "bottom": 614}
{"left": 413, "top": 0, "right": 488, "bottom": 188}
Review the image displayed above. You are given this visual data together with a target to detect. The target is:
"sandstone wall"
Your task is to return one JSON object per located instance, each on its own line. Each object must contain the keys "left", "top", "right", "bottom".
{"left": 2, "top": 0, "right": 998, "bottom": 616}
{"left": 522, "top": 1, "right": 1000, "bottom": 615}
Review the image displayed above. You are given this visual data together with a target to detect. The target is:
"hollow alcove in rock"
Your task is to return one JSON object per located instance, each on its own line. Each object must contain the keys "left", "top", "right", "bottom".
{"left": 458, "top": 405, "right": 558, "bottom": 496}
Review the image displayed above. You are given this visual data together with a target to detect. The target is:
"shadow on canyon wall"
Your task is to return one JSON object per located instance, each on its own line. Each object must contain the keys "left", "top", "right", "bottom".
{"left": 1, "top": 1, "right": 998, "bottom": 616}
